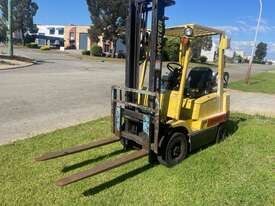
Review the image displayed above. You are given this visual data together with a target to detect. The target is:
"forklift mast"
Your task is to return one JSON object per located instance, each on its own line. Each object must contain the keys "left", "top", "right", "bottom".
{"left": 122, "top": 0, "right": 175, "bottom": 155}
{"left": 126, "top": 0, "right": 175, "bottom": 93}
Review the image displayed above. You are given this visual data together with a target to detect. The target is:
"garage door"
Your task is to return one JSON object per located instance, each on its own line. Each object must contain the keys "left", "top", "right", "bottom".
{"left": 79, "top": 33, "right": 88, "bottom": 50}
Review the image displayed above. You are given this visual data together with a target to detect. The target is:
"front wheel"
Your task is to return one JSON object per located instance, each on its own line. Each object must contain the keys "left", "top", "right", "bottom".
{"left": 158, "top": 132, "right": 188, "bottom": 167}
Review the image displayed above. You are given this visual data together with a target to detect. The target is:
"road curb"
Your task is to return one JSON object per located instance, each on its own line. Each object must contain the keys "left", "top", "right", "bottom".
{"left": 0, "top": 62, "right": 35, "bottom": 71}
{"left": 0, "top": 55, "right": 35, "bottom": 71}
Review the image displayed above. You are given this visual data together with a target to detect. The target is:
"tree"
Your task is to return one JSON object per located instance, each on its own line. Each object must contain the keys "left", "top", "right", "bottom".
{"left": 86, "top": 0, "right": 128, "bottom": 57}
{"left": 0, "top": 0, "right": 38, "bottom": 44}
{"left": 191, "top": 37, "right": 212, "bottom": 59}
{"left": 0, "top": 17, "right": 7, "bottom": 42}
{"left": 254, "top": 42, "right": 267, "bottom": 63}
{"left": 163, "top": 37, "right": 180, "bottom": 61}
{"left": 0, "top": 2, "right": 8, "bottom": 42}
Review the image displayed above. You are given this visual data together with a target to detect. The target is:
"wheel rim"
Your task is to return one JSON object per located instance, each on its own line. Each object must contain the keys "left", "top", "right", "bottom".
{"left": 171, "top": 142, "right": 181, "bottom": 159}
{"left": 168, "top": 139, "right": 184, "bottom": 162}
{"left": 159, "top": 133, "right": 188, "bottom": 167}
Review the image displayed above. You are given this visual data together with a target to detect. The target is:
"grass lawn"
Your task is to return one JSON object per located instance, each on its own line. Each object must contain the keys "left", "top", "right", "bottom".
{"left": 0, "top": 114, "right": 274, "bottom": 206}
{"left": 230, "top": 71, "right": 275, "bottom": 94}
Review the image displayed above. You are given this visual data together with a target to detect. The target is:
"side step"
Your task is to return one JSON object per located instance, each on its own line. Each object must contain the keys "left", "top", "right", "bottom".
{"left": 35, "top": 137, "right": 120, "bottom": 161}
{"left": 55, "top": 149, "right": 148, "bottom": 187}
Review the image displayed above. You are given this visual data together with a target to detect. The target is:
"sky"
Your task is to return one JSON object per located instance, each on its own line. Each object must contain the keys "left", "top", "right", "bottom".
{"left": 33, "top": 0, "right": 275, "bottom": 59}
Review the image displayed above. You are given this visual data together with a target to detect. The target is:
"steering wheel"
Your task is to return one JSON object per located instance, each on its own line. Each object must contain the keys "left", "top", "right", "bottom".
{"left": 213, "top": 72, "right": 230, "bottom": 88}
{"left": 167, "top": 62, "right": 183, "bottom": 72}
{"left": 224, "top": 72, "right": 230, "bottom": 88}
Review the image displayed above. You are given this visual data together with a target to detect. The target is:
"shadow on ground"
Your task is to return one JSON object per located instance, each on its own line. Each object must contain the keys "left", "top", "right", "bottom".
{"left": 83, "top": 164, "right": 155, "bottom": 196}
{"left": 61, "top": 149, "right": 125, "bottom": 173}
{"left": 61, "top": 116, "right": 247, "bottom": 196}
{"left": 226, "top": 116, "right": 247, "bottom": 136}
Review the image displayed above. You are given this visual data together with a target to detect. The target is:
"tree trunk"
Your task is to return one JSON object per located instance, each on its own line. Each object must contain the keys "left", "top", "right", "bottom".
{"left": 21, "top": 29, "right": 25, "bottom": 46}
{"left": 112, "top": 39, "right": 117, "bottom": 58}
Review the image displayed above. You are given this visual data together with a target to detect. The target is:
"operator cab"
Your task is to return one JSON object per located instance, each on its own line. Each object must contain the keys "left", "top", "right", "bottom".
{"left": 161, "top": 64, "right": 217, "bottom": 99}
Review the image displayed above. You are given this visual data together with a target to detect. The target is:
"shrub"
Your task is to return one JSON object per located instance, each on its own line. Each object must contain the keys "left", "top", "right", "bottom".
{"left": 24, "top": 34, "right": 36, "bottom": 44}
{"left": 191, "top": 57, "right": 200, "bottom": 63}
{"left": 27, "top": 42, "right": 39, "bottom": 49}
{"left": 91, "top": 44, "right": 103, "bottom": 57}
{"left": 40, "top": 45, "right": 50, "bottom": 51}
{"left": 82, "top": 50, "right": 90, "bottom": 56}
{"left": 199, "top": 56, "right": 208, "bottom": 64}
{"left": 65, "top": 45, "right": 76, "bottom": 50}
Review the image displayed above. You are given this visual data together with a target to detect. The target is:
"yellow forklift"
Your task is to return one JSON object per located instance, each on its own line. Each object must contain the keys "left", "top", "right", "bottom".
{"left": 36, "top": 0, "right": 230, "bottom": 187}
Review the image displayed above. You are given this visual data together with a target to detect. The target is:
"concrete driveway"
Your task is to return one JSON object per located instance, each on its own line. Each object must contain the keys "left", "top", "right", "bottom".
{"left": 230, "top": 90, "right": 275, "bottom": 117}
{"left": 0, "top": 47, "right": 274, "bottom": 144}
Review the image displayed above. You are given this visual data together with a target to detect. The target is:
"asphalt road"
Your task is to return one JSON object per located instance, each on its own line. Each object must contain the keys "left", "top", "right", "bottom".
{"left": 0, "top": 48, "right": 274, "bottom": 144}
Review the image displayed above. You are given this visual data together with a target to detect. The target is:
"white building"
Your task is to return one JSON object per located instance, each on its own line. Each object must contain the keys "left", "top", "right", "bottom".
{"left": 267, "top": 59, "right": 275, "bottom": 65}
{"left": 201, "top": 43, "right": 236, "bottom": 62}
{"left": 37, "top": 25, "right": 64, "bottom": 38}
{"left": 201, "top": 43, "right": 218, "bottom": 62}
{"left": 235, "top": 50, "right": 245, "bottom": 58}
{"left": 35, "top": 25, "right": 65, "bottom": 47}
{"left": 225, "top": 49, "right": 235, "bottom": 59}
{"left": 201, "top": 42, "right": 246, "bottom": 63}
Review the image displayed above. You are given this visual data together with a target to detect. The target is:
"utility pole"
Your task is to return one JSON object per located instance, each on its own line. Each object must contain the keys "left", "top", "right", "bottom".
{"left": 245, "top": 0, "right": 263, "bottom": 84}
{"left": 7, "top": 0, "right": 13, "bottom": 57}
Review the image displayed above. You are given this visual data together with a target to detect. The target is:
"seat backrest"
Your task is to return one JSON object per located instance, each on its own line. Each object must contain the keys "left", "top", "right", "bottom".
{"left": 186, "top": 67, "right": 214, "bottom": 97}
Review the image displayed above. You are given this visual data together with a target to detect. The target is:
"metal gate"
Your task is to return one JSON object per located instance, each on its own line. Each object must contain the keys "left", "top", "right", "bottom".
{"left": 79, "top": 33, "right": 88, "bottom": 50}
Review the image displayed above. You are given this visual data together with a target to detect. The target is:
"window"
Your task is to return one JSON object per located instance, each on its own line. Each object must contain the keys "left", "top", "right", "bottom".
{"left": 58, "top": 28, "right": 64, "bottom": 35}
{"left": 49, "top": 28, "right": 55, "bottom": 35}
{"left": 38, "top": 33, "right": 45, "bottom": 36}
{"left": 70, "top": 32, "right": 75, "bottom": 40}
{"left": 38, "top": 39, "right": 47, "bottom": 46}
{"left": 50, "top": 40, "right": 55, "bottom": 45}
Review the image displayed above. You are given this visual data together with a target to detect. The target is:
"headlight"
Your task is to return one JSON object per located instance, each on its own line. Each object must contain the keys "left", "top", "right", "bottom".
{"left": 184, "top": 27, "right": 193, "bottom": 36}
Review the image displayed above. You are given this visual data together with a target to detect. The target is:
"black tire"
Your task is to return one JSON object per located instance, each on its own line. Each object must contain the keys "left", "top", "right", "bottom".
{"left": 158, "top": 132, "right": 188, "bottom": 167}
{"left": 216, "top": 123, "right": 230, "bottom": 143}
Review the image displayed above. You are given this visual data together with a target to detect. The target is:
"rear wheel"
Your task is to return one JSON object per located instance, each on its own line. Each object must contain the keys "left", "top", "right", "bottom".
{"left": 158, "top": 132, "right": 188, "bottom": 167}
{"left": 216, "top": 123, "right": 229, "bottom": 143}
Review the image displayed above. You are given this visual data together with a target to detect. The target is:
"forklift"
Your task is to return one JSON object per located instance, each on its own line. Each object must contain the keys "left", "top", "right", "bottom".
{"left": 36, "top": 0, "right": 230, "bottom": 187}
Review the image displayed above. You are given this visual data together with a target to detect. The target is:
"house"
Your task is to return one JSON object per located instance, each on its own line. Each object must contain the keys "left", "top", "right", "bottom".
{"left": 34, "top": 25, "right": 65, "bottom": 47}
{"left": 64, "top": 25, "right": 91, "bottom": 50}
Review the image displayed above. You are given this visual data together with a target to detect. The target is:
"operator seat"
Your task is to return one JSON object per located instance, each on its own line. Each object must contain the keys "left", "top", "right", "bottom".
{"left": 185, "top": 67, "right": 215, "bottom": 98}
